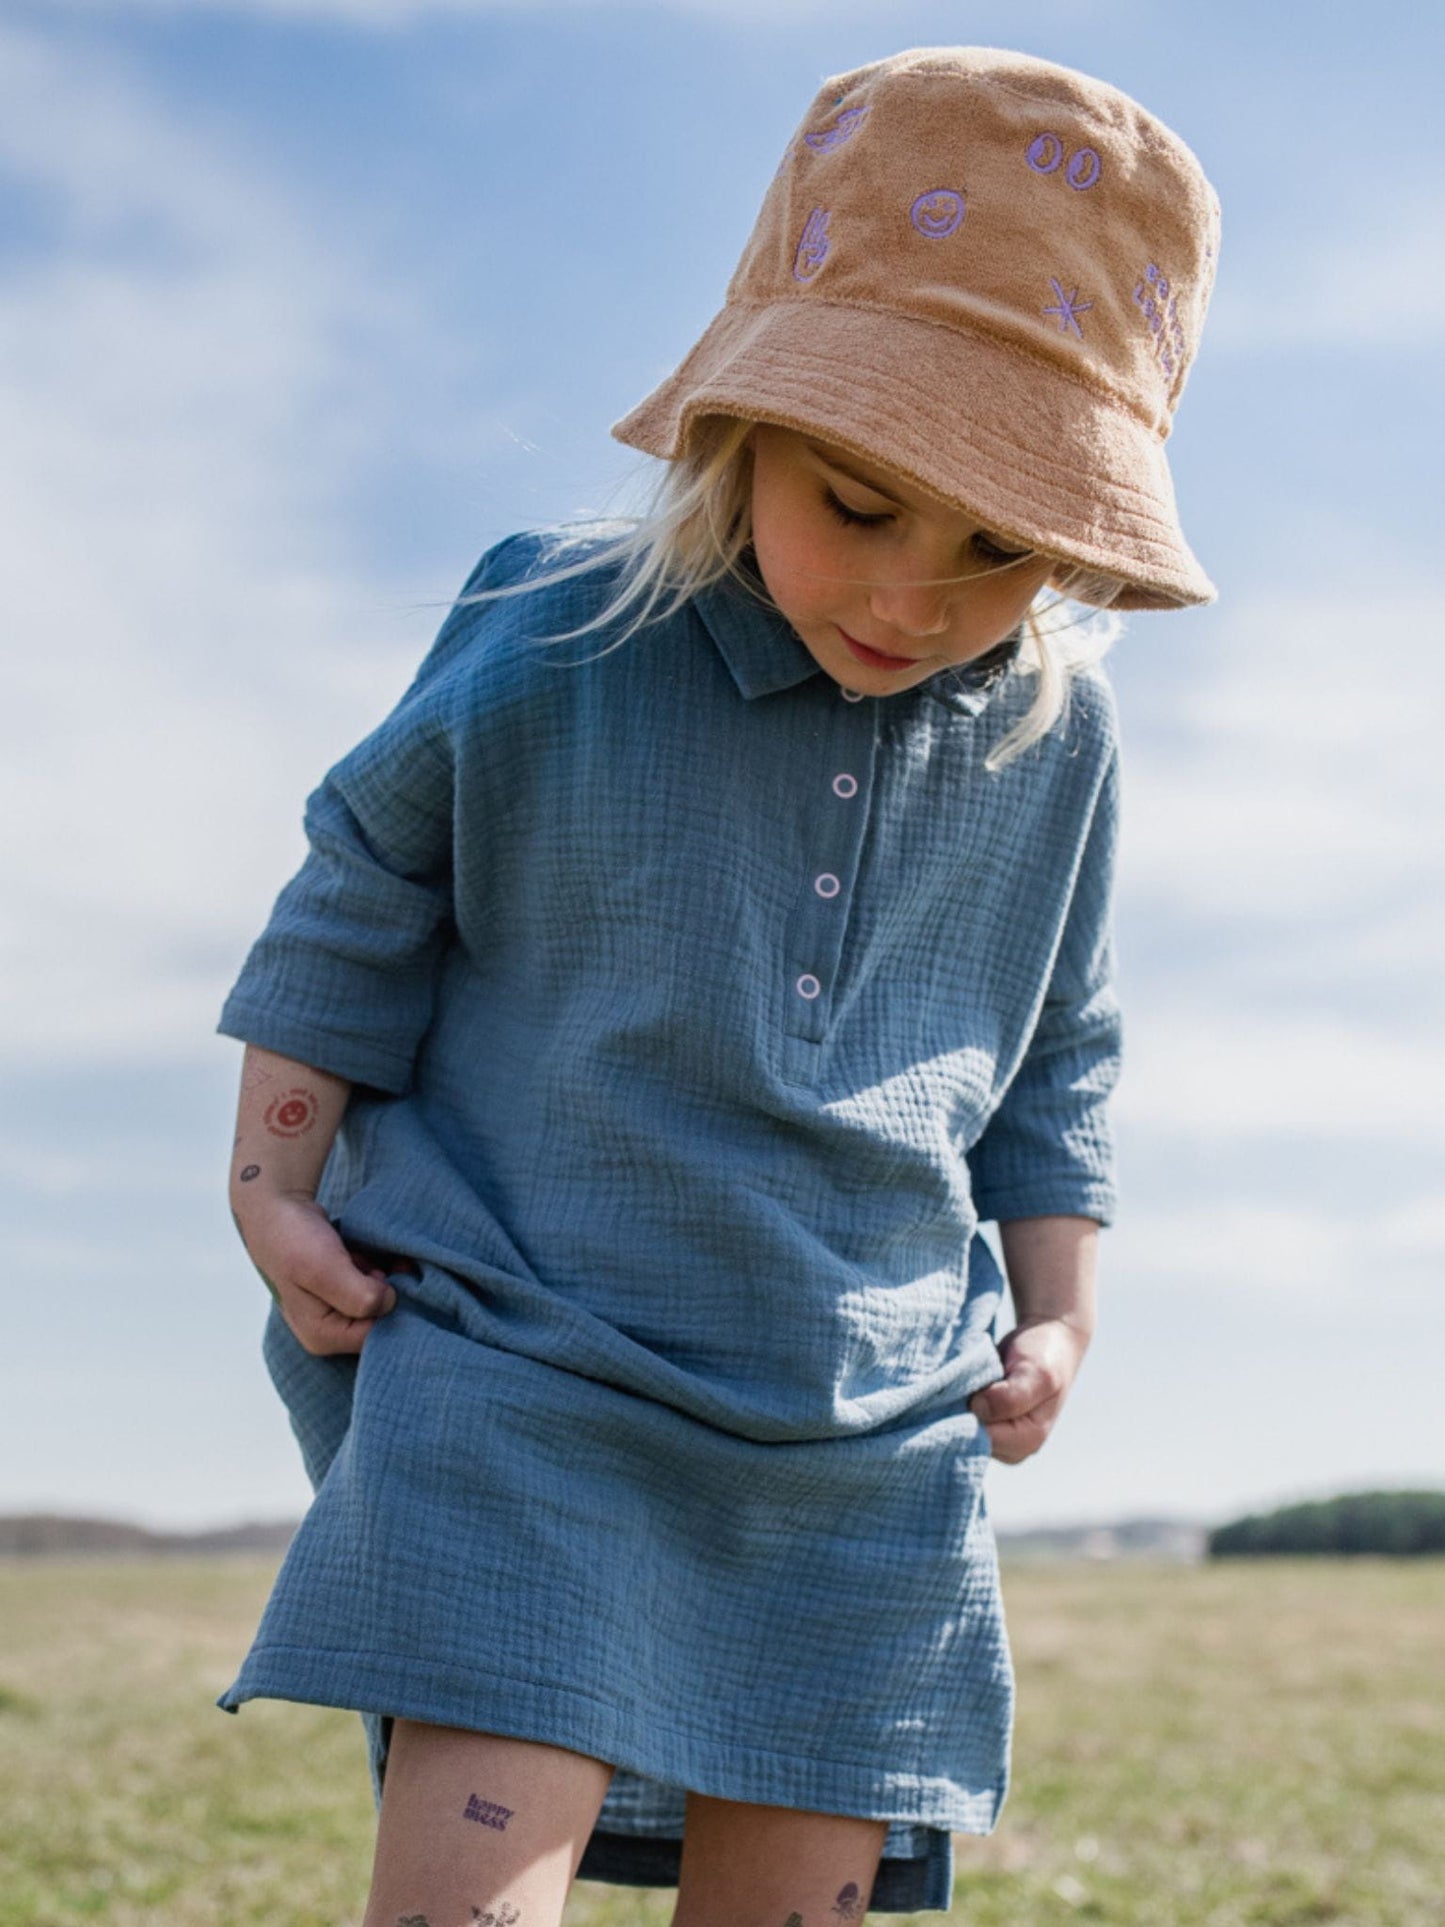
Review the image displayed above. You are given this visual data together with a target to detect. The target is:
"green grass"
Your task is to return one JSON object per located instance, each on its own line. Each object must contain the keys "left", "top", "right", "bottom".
{"left": 0, "top": 1557, "right": 1440, "bottom": 1924}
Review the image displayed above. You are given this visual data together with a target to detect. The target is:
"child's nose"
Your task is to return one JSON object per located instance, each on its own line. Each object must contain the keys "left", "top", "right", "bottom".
{"left": 866, "top": 577, "right": 952, "bottom": 638}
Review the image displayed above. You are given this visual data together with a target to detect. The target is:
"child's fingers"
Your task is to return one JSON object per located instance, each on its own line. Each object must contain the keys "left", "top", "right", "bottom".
{"left": 302, "top": 1252, "right": 399, "bottom": 1324}
{"left": 972, "top": 1360, "right": 1054, "bottom": 1421}
{"left": 288, "top": 1281, "right": 383, "bottom": 1355}
{"left": 979, "top": 1391, "right": 1064, "bottom": 1465}
{"left": 268, "top": 1226, "right": 402, "bottom": 1352}
{"left": 983, "top": 1414, "right": 1048, "bottom": 1465}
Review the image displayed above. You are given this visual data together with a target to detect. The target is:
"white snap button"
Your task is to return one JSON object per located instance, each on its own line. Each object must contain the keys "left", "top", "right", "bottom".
{"left": 795, "top": 973, "right": 822, "bottom": 1001}
{"left": 840, "top": 687, "right": 865, "bottom": 703}
{"left": 832, "top": 773, "right": 858, "bottom": 799}
{"left": 814, "top": 873, "right": 841, "bottom": 899}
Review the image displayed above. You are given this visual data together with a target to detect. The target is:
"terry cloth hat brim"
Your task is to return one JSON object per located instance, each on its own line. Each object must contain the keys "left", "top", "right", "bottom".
{"left": 613, "top": 300, "right": 1215, "bottom": 613}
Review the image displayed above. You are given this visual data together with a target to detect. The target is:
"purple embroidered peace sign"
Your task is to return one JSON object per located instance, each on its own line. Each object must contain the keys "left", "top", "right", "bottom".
{"left": 910, "top": 189, "right": 965, "bottom": 239}
{"left": 793, "top": 208, "right": 832, "bottom": 282}
{"left": 804, "top": 105, "right": 871, "bottom": 152}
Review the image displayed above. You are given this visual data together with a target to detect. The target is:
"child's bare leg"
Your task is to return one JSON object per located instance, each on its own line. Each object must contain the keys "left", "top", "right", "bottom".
{"left": 672, "top": 1792, "right": 886, "bottom": 1927}
{"left": 361, "top": 1720, "right": 614, "bottom": 1927}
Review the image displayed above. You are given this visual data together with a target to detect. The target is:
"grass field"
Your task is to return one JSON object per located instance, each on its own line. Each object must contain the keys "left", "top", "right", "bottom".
{"left": 1, "top": 1557, "right": 1441, "bottom": 1925}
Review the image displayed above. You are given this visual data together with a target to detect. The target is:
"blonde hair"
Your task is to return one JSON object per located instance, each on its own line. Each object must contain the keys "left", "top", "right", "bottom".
{"left": 457, "top": 417, "right": 1122, "bottom": 771}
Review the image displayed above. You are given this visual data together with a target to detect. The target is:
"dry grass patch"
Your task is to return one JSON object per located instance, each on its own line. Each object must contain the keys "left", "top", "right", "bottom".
{"left": 0, "top": 1558, "right": 1440, "bottom": 1924}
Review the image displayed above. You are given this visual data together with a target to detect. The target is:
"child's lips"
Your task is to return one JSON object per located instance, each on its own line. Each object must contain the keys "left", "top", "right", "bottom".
{"left": 839, "top": 628, "right": 923, "bottom": 670}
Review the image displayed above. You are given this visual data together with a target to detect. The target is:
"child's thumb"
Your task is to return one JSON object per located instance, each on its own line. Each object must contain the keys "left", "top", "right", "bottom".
{"left": 973, "top": 1371, "right": 1033, "bottom": 1420}
{"left": 323, "top": 1248, "right": 398, "bottom": 1321}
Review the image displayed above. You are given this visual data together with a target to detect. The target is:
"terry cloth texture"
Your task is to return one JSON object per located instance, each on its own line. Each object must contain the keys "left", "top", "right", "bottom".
{"left": 216, "top": 530, "right": 1122, "bottom": 1914}
{"left": 613, "top": 46, "right": 1221, "bottom": 611}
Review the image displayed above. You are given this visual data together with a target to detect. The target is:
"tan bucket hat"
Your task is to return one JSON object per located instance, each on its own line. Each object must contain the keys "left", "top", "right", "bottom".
{"left": 612, "top": 46, "right": 1222, "bottom": 611}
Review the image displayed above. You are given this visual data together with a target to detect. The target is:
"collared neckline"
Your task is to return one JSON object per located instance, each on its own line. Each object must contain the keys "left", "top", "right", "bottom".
{"left": 690, "top": 563, "right": 821, "bottom": 700}
{"left": 690, "top": 558, "right": 1020, "bottom": 717}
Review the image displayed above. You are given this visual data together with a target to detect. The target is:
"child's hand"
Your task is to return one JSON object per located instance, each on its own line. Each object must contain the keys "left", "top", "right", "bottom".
{"left": 968, "top": 1314, "right": 1091, "bottom": 1464}
{"left": 230, "top": 1192, "right": 403, "bottom": 1355}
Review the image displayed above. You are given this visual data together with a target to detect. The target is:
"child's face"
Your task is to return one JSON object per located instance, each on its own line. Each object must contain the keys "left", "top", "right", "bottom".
{"left": 747, "top": 424, "right": 1057, "bottom": 696}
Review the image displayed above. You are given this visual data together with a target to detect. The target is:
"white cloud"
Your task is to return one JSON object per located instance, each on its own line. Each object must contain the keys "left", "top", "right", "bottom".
{"left": 1118, "top": 584, "right": 1440, "bottom": 924}
{"left": 1210, "top": 198, "right": 1445, "bottom": 350}
{"left": 11, "top": 0, "right": 844, "bottom": 20}
{"left": 1104, "top": 1193, "right": 1444, "bottom": 1314}
{"left": 1115, "top": 1002, "right": 1443, "bottom": 1142}
{"left": 0, "top": 19, "right": 483, "bottom": 1064}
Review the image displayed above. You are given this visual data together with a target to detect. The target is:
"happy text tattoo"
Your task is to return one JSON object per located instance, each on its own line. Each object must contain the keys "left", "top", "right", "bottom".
{"left": 264, "top": 1087, "right": 320, "bottom": 1138}
{"left": 463, "top": 1792, "right": 515, "bottom": 1831}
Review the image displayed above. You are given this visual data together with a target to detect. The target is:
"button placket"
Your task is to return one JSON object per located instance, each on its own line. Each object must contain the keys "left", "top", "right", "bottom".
{"left": 781, "top": 694, "right": 878, "bottom": 1060}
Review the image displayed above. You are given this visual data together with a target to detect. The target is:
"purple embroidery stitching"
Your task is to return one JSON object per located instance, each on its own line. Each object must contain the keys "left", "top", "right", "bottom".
{"left": 793, "top": 208, "right": 832, "bottom": 282}
{"left": 804, "top": 104, "right": 871, "bottom": 152}
{"left": 1028, "top": 132, "right": 1103, "bottom": 191}
{"left": 910, "top": 188, "right": 965, "bottom": 238}
{"left": 1027, "top": 131, "right": 1064, "bottom": 174}
{"left": 1042, "top": 277, "right": 1093, "bottom": 339}
{"left": 1133, "top": 261, "right": 1186, "bottom": 380}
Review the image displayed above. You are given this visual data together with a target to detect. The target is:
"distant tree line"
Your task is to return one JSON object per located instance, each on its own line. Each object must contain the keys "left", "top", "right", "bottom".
{"left": 1209, "top": 1490, "right": 1445, "bottom": 1558}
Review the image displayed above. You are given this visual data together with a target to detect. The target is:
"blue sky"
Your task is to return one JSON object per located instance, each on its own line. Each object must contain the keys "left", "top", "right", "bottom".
{"left": 3, "top": 0, "right": 1441, "bottom": 1532}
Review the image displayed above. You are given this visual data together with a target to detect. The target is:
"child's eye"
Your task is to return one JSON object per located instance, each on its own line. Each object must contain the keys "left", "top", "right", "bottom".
{"left": 821, "top": 487, "right": 892, "bottom": 530}
{"left": 970, "top": 530, "right": 1033, "bottom": 567}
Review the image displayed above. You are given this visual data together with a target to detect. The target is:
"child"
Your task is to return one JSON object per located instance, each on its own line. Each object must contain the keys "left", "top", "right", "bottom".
{"left": 220, "top": 46, "right": 1220, "bottom": 1927}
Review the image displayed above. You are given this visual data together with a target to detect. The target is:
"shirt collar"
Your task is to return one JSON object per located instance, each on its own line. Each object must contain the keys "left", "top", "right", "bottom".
{"left": 690, "top": 559, "right": 1020, "bottom": 717}
{"left": 690, "top": 564, "right": 821, "bottom": 700}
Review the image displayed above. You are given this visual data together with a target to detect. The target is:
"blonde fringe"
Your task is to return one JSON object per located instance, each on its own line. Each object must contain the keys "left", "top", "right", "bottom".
{"left": 454, "top": 417, "right": 1123, "bottom": 770}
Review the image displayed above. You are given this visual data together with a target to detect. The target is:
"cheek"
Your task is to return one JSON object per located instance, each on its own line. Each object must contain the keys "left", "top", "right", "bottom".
{"left": 751, "top": 513, "right": 840, "bottom": 616}
{"left": 977, "top": 567, "right": 1050, "bottom": 638}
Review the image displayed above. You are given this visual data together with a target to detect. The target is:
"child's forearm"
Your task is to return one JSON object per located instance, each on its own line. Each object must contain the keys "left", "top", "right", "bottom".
{"left": 228, "top": 1044, "right": 351, "bottom": 1211}
{"left": 997, "top": 1215, "right": 1099, "bottom": 1334}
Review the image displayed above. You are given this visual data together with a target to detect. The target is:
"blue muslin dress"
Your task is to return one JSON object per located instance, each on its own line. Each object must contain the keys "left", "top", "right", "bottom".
{"left": 216, "top": 529, "right": 1121, "bottom": 1914}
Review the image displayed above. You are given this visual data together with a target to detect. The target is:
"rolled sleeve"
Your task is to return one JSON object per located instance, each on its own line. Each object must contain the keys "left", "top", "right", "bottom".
{"left": 968, "top": 748, "right": 1122, "bottom": 1227}
{"left": 218, "top": 735, "right": 456, "bottom": 1090}
{"left": 215, "top": 548, "right": 519, "bottom": 1089}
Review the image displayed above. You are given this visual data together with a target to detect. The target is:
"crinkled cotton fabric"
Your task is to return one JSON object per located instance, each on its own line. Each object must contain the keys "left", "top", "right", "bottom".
{"left": 216, "top": 530, "right": 1122, "bottom": 1913}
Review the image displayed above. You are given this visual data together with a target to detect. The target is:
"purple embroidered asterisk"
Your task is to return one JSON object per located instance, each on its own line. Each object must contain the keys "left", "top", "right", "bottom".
{"left": 1042, "top": 277, "right": 1093, "bottom": 339}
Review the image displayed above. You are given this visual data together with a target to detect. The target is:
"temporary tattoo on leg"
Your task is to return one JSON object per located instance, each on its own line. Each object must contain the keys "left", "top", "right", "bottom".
{"left": 833, "top": 1881, "right": 865, "bottom": 1919}
{"left": 463, "top": 1793, "right": 515, "bottom": 1831}
{"left": 264, "top": 1087, "right": 320, "bottom": 1138}
{"left": 471, "top": 1906, "right": 521, "bottom": 1925}
{"left": 396, "top": 1916, "right": 431, "bottom": 1926}
{"left": 783, "top": 1914, "right": 805, "bottom": 1927}
{"left": 238, "top": 1164, "right": 261, "bottom": 1182}
{"left": 242, "top": 1063, "right": 276, "bottom": 1093}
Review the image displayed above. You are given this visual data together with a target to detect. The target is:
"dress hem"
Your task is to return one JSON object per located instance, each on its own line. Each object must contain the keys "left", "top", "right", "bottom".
{"left": 217, "top": 1641, "right": 1006, "bottom": 1835}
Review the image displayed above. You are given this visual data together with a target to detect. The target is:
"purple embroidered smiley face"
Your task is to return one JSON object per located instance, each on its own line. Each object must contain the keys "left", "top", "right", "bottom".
{"left": 910, "top": 189, "right": 965, "bottom": 239}
{"left": 804, "top": 104, "right": 871, "bottom": 152}
{"left": 793, "top": 208, "right": 832, "bottom": 282}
